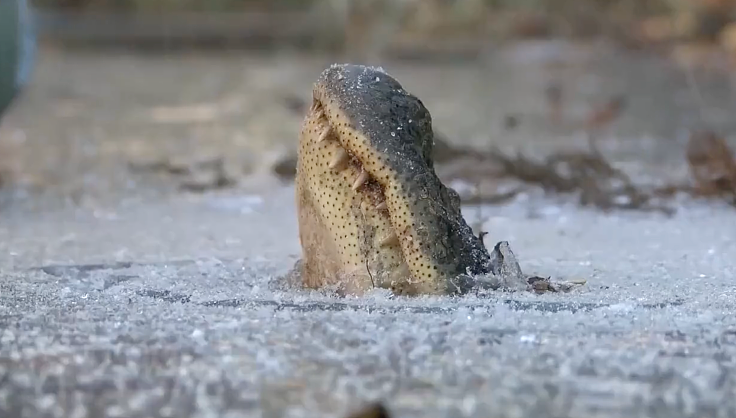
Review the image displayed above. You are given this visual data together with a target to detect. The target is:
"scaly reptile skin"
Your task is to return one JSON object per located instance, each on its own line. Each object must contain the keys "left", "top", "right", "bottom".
{"left": 293, "top": 64, "right": 492, "bottom": 296}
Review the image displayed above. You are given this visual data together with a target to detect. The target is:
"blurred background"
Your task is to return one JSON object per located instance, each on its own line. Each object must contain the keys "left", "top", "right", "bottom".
{"left": 1, "top": 0, "right": 736, "bottom": 209}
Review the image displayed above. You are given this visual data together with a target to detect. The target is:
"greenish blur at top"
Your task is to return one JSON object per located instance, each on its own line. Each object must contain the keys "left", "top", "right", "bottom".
{"left": 0, "top": 0, "right": 35, "bottom": 120}
{"left": 0, "top": 0, "right": 22, "bottom": 118}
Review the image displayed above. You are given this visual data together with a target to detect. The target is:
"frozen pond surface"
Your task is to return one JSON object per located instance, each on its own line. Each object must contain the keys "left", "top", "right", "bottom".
{"left": 1, "top": 184, "right": 735, "bottom": 418}
{"left": 0, "top": 44, "right": 735, "bottom": 417}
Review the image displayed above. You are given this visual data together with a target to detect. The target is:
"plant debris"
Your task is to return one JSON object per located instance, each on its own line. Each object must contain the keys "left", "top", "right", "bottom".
{"left": 528, "top": 276, "right": 557, "bottom": 293}
{"left": 529, "top": 276, "right": 589, "bottom": 294}
{"left": 128, "top": 156, "right": 240, "bottom": 192}
{"left": 685, "top": 129, "right": 736, "bottom": 204}
{"left": 485, "top": 146, "right": 675, "bottom": 214}
{"left": 544, "top": 83, "right": 626, "bottom": 132}
{"left": 459, "top": 129, "right": 736, "bottom": 212}
{"left": 128, "top": 156, "right": 223, "bottom": 176}
{"left": 272, "top": 153, "right": 298, "bottom": 179}
{"left": 647, "top": 130, "right": 736, "bottom": 206}
{"left": 343, "top": 403, "right": 391, "bottom": 418}
{"left": 178, "top": 158, "right": 237, "bottom": 192}
{"left": 474, "top": 241, "right": 586, "bottom": 294}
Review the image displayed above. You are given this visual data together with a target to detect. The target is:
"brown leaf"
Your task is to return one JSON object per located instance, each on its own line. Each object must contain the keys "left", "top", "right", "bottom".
{"left": 584, "top": 96, "right": 626, "bottom": 130}
{"left": 344, "top": 403, "right": 391, "bottom": 418}
{"left": 272, "top": 152, "right": 298, "bottom": 179}
{"left": 686, "top": 130, "right": 736, "bottom": 201}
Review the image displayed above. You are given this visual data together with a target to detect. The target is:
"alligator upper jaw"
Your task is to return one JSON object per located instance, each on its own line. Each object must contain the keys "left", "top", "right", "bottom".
{"left": 307, "top": 96, "right": 471, "bottom": 295}
{"left": 308, "top": 99, "right": 400, "bottom": 246}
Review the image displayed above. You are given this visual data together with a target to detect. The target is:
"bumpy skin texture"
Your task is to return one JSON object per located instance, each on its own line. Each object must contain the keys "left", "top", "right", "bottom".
{"left": 295, "top": 64, "right": 492, "bottom": 296}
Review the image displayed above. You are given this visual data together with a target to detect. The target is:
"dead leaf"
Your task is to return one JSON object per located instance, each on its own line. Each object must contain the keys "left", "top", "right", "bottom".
{"left": 272, "top": 152, "right": 298, "bottom": 179}
{"left": 686, "top": 130, "right": 736, "bottom": 203}
{"left": 487, "top": 147, "right": 674, "bottom": 214}
{"left": 344, "top": 403, "right": 391, "bottom": 418}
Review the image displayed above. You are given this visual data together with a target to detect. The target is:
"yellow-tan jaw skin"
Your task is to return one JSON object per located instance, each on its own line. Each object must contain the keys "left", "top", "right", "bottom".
{"left": 295, "top": 64, "right": 492, "bottom": 296}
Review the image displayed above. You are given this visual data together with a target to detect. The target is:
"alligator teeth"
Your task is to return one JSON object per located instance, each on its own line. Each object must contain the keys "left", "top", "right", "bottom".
{"left": 352, "top": 168, "right": 370, "bottom": 191}
{"left": 375, "top": 201, "right": 387, "bottom": 210}
{"left": 318, "top": 125, "right": 331, "bottom": 142}
{"left": 329, "top": 148, "right": 349, "bottom": 169}
{"left": 380, "top": 232, "right": 399, "bottom": 247}
{"left": 314, "top": 106, "right": 324, "bottom": 119}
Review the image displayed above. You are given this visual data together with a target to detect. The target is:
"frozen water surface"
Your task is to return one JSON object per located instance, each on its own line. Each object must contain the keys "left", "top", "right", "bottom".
{"left": 1, "top": 183, "right": 735, "bottom": 418}
{"left": 1, "top": 46, "right": 736, "bottom": 417}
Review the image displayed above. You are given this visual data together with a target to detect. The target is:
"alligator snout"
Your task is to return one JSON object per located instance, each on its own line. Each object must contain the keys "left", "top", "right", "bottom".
{"left": 293, "top": 64, "right": 493, "bottom": 296}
